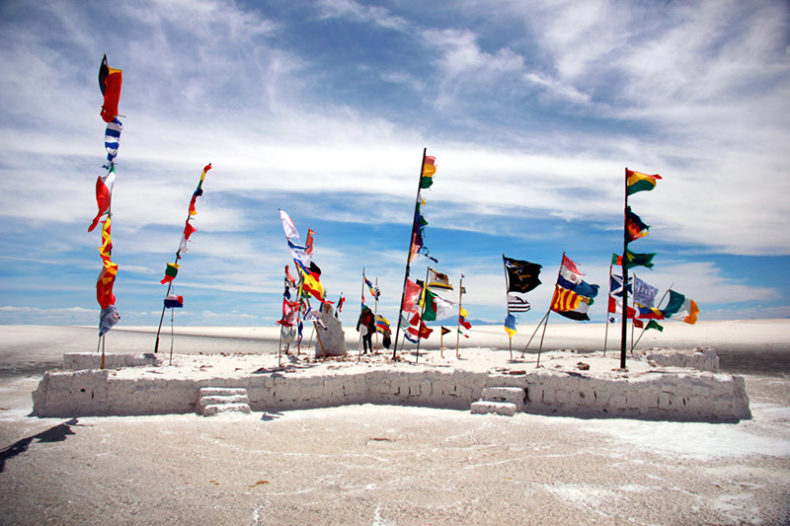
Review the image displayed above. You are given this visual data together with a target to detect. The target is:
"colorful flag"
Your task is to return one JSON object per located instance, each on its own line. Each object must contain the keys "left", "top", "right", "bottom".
{"left": 636, "top": 305, "right": 664, "bottom": 320}
{"left": 427, "top": 268, "right": 453, "bottom": 290}
{"left": 277, "top": 298, "right": 299, "bottom": 327}
{"left": 99, "top": 54, "right": 122, "bottom": 123}
{"left": 625, "top": 206, "right": 650, "bottom": 242}
{"left": 363, "top": 273, "right": 381, "bottom": 299}
{"left": 402, "top": 279, "right": 422, "bottom": 313}
{"left": 420, "top": 155, "right": 436, "bottom": 189}
{"left": 504, "top": 313, "right": 518, "bottom": 338}
{"left": 634, "top": 319, "right": 664, "bottom": 332}
{"left": 407, "top": 312, "right": 433, "bottom": 339}
{"left": 179, "top": 220, "right": 198, "bottom": 254}
{"left": 608, "top": 296, "right": 636, "bottom": 318}
{"left": 104, "top": 118, "right": 123, "bottom": 164}
{"left": 614, "top": 249, "right": 656, "bottom": 269}
{"left": 557, "top": 274, "right": 599, "bottom": 299}
{"left": 507, "top": 294, "right": 531, "bottom": 313}
{"left": 459, "top": 306, "right": 472, "bottom": 338}
{"left": 99, "top": 305, "right": 120, "bottom": 337}
{"left": 633, "top": 276, "right": 659, "bottom": 307}
{"left": 88, "top": 168, "right": 116, "bottom": 232}
{"left": 661, "top": 290, "right": 699, "bottom": 324}
{"left": 503, "top": 255, "right": 542, "bottom": 293}
{"left": 551, "top": 286, "right": 593, "bottom": 321}
{"left": 609, "top": 274, "right": 632, "bottom": 298}
{"left": 96, "top": 260, "right": 118, "bottom": 310}
{"left": 441, "top": 326, "right": 451, "bottom": 336}
{"left": 160, "top": 262, "right": 179, "bottom": 285}
{"left": 305, "top": 228, "right": 315, "bottom": 255}
{"left": 422, "top": 288, "right": 455, "bottom": 321}
{"left": 376, "top": 314, "right": 390, "bottom": 333}
{"left": 626, "top": 169, "right": 662, "bottom": 195}
{"left": 164, "top": 295, "right": 184, "bottom": 308}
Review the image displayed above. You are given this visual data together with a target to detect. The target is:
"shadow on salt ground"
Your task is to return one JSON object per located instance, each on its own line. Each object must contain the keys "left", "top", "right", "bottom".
{"left": 261, "top": 412, "right": 283, "bottom": 422}
{"left": 0, "top": 418, "right": 82, "bottom": 472}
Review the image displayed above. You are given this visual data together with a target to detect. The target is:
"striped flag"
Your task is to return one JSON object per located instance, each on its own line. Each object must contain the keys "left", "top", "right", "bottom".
{"left": 104, "top": 118, "right": 123, "bottom": 163}
{"left": 507, "top": 294, "right": 531, "bottom": 313}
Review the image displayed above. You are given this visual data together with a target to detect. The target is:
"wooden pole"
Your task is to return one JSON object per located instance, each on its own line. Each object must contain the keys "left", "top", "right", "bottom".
{"left": 360, "top": 267, "right": 365, "bottom": 355}
{"left": 169, "top": 305, "right": 175, "bottom": 365}
{"left": 393, "top": 147, "right": 427, "bottom": 360}
{"left": 521, "top": 309, "right": 550, "bottom": 357}
{"left": 502, "top": 254, "right": 513, "bottom": 360}
{"left": 620, "top": 168, "right": 630, "bottom": 369}
{"left": 603, "top": 262, "right": 613, "bottom": 356}
{"left": 455, "top": 274, "right": 463, "bottom": 359}
{"left": 538, "top": 252, "right": 567, "bottom": 367}
{"left": 100, "top": 335, "right": 106, "bottom": 370}
{"left": 374, "top": 277, "right": 380, "bottom": 351}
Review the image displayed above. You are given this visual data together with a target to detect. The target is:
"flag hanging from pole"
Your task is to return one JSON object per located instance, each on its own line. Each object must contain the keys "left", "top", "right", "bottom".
{"left": 503, "top": 255, "right": 542, "bottom": 293}
{"left": 99, "top": 305, "right": 121, "bottom": 337}
{"left": 104, "top": 118, "right": 123, "bottom": 164}
{"left": 88, "top": 167, "right": 116, "bottom": 232}
{"left": 99, "top": 54, "right": 123, "bottom": 123}
{"left": 613, "top": 250, "right": 656, "bottom": 269}
{"left": 507, "top": 294, "right": 531, "bottom": 313}
{"left": 626, "top": 169, "right": 662, "bottom": 195}
{"left": 420, "top": 155, "right": 436, "bottom": 189}
{"left": 160, "top": 262, "right": 179, "bottom": 285}
{"left": 459, "top": 306, "right": 472, "bottom": 338}
{"left": 625, "top": 206, "right": 650, "bottom": 242}
{"left": 632, "top": 276, "right": 659, "bottom": 307}
{"left": 164, "top": 295, "right": 184, "bottom": 308}
{"left": 504, "top": 313, "right": 518, "bottom": 338}
{"left": 427, "top": 268, "right": 453, "bottom": 290}
{"left": 363, "top": 273, "right": 381, "bottom": 299}
{"left": 661, "top": 290, "right": 699, "bottom": 324}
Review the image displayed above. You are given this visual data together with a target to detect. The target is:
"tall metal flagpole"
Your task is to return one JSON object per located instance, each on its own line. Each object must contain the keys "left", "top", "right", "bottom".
{"left": 620, "top": 168, "right": 630, "bottom": 369}
{"left": 393, "top": 147, "right": 428, "bottom": 359}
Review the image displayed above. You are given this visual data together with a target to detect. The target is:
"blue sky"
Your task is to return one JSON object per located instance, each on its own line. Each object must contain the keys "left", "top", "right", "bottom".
{"left": 1, "top": 0, "right": 789, "bottom": 330}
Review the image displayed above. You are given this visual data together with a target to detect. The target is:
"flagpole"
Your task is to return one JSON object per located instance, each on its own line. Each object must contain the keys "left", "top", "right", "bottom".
{"left": 521, "top": 309, "right": 549, "bottom": 357}
{"left": 393, "top": 147, "right": 428, "bottom": 360}
{"left": 603, "top": 261, "right": 613, "bottom": 356}
{"left": 502, "top": 254, "right": 513, "bottom": 360}
{"left": 539, "top": 252, "right": 566, "bottom": 367}
{"left": 620, "top": 168, "right": 630, "bottom": 369}
{"left": 154, "top": 164, "right": 210, "bottom": 354}
{"left": 360, "top": 267, "right": 365, "bottom": 355}
{"left": 374, "top": 277, "right": 380, "bottom": 351}
{"left": 415, "top": 266, "right": 430, "bottom": 363}
{"left": 455, "top": 274, "right": 463, "bottom": 359}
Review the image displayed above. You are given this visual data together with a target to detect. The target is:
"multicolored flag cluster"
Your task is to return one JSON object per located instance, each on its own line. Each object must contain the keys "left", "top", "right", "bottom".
{"left": 279, "top": 209, "right": 332, "bottom": 306}
{"left": 550, "top": 254, "right": 599, "bottom": 321}
{"left": 502, "top": 255, "right": 542, "bottom": 338}
{"left": 409, "top": 155, "right": 438, "bottom": 264}
{"left": 92, "top": 55, "right": 123, "bottom": 338}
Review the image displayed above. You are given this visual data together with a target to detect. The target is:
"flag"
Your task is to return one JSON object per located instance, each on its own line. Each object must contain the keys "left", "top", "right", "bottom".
{"left": 636, "top": 305, "right": 664, "bottom": 320}
{"left": 503, "top": 255, "right": 542, "bottom": 293}
{"left": 99, "top": 305, "right": 120, "bottom": 337}
{"left": 625, "top": 206, "right": 650, "bottom": 242}
{"left": 640, "top": 319, "right": 663, "bottom": 332}
{"left": 409, "top": 201, "right": 433, "bottom": 263}
{"left": 633, "top": 276, "right": 659, "bottom": 307}
{"left": 188, "top": 188, "right": 203, "bottom": 216}
{"left": 305, "top": 228, "right": 315, "bottom": 255}
{"left": 407, "top": 312, "right": 433, "bottom": 339}
{"left": 609, "top": 274, "right": 632, "bottom": 298}
{"left": 300, "top": 268, "right": 329, "bottom": 305}
{"left": 507, "top": 294, "right": 531, "bottom": 313}
{"left": 608, "top": 296, "right": 636, "bottom": 318}
{"left": 422, "top": 288, "right": 455, "bottom": 321}
{"left": 661, "top": 290, "right": 698, "bottom": 324}
{"left": 303, "top": 305, "right": 326, "bottom": 329}
{"left": 287, "top": 239, "right": 311, "bottom": 268}
{"left": 88, "top": 168, "right": 116, "bottom": 232}
{"left": 504, "top": 313, "right": 517, "bottom": 338}
{"left": 98, "top": 216, "right": 113, "bottom": 263}
{"left": 626, "top": 169, "right": 662, "bottom": 195}
{"left": 160, "top": 262, "right": 179, "bottom": 284}
{"left": 104, "top": 118, "right": 123, "bottom": 164}
{"left": 614, "top": 249, "right": 656, "bottom": 269}
{"left": 557, "top": 255, "right": 598, "bottom": 297}
{"left": 98, "top": 54, "right": 122, "bottom": 122}
{"left": 285, "top": 265, "right": 298, "bottom": 286}
{"left": 363, "top": 273, "right": 381, "bottom": 299}
{"left": 337, "top": 295, "right": 345, "bottom": 313}
{"left": 427, "top": 268, "right": 453, "bottom": 290}
{"left": 441, "top": 326, "right": 451, "bottom": 336}
{"left": 402, "top": 279, "right": 422, "bottom": 313}
{"left": 458, "top": 306, "right": 472, "bottom": 338}
{"left": 279, "top": 209, "right": 300, "bottom": 241}
{"left": 376, "top": 314, "right": 390, "bottom": 333}
{"left": 164, "top": 295, "right": 184, "bottom": 308}
{"left": 551, "top": 286, "right": 593, "bottom": 321}
{"left": 96, "top": 260, "right": 118, "bottom": 309}
{"left": 179, "top": 220, "right": 198, "bottom": 254}
{"left": 420, "top": 155, "right": 436, "bottom": 189}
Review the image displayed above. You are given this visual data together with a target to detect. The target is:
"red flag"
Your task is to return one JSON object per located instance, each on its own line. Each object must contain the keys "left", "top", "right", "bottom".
{"left": 96, "top": 261, "right": 118, "bottom": 309}
{"left": 88, "top": 171, "right": 115, "bottom": 232}
{"left": 183, "top": 221, "right": 197, "bottom": 240}
{"left": 305, "top": 229, "right": 315, "bottom": 255}
{"left": 99, "top": 55, "right": 123, "bottom": 123}
{"left": 402, "top": 279, "right": 422, "bottom": 313}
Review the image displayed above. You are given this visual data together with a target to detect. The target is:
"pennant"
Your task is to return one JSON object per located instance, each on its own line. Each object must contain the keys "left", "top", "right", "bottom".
{"left": 88, "top": 168, "right": 116, "bottom": 232}
{"left": 626, "top": 169, "right": 662, "bottom": 195}
{"left": 632, "top": 276, "right": 659, "bottom": 307}
{"left": 305, "top": 228, "right": 315, "bottom": 255}
{"left": 427, "top": 268, "right": 453, "bottom": 290}
{"left": 625, "top": 206, "right": 650, "bottom": 242}
{"left": 441, "top": 327, "right": 451, "bottom": 336}
{"left": 104, "top": 118, "right": 123, "bottom": 164}
{"left": 507, "top": 294, "right": 531, "bottom": 313}
{"left": 160, "top": 262, "right": 179, "bottom": 285}
{"left": 504, "top": 313, "right": 517, "bottom": 338}
{"left": 98, "top": 54, "right": 122, "bottom": 123}
{"left": 164, "top": 295, "right": 184, "bottom": 308}
{"left": 503, "top": 255, "right": 542, "bottom": 293}
{"left": 420, "top": 155, "right": 436, "bottom": 189}
{"left": 99, "top": 305, "right": 121, "bottom": 337}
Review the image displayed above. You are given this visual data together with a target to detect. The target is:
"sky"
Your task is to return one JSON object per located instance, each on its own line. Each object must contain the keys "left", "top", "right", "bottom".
{"left": 1, "top": 0, "right": 789, "bottom": 333}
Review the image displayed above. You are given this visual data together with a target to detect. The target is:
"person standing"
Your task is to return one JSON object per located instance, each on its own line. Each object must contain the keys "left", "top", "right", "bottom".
{"left": 356, "top": 307, "right": 376, "bottom": 354}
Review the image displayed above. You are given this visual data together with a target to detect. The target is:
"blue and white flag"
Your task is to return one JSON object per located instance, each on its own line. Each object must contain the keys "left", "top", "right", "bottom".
{"left": 104, "top": 118, "right": 123, "bottom": 163}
